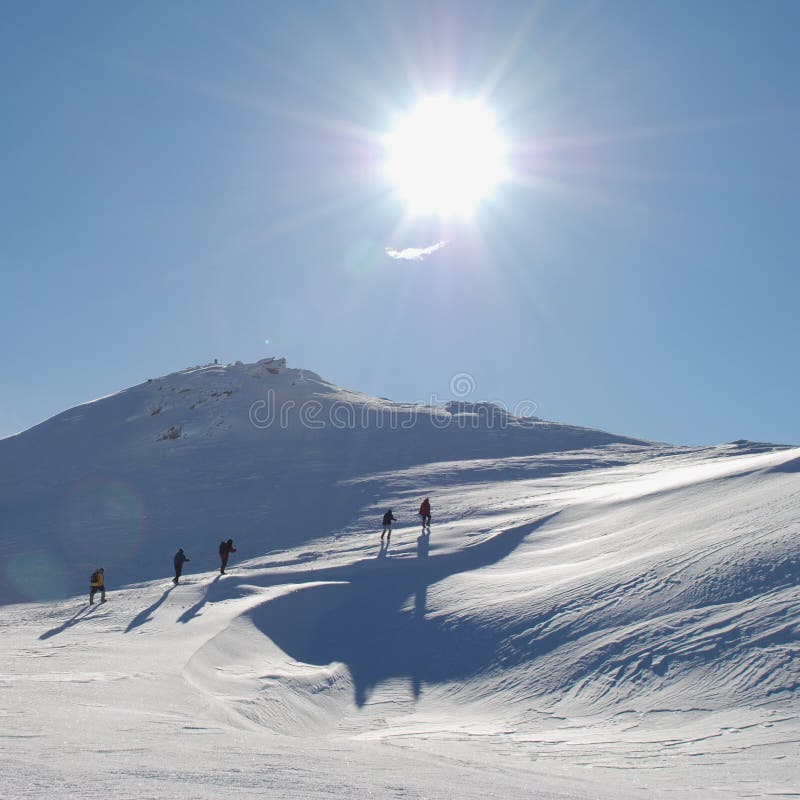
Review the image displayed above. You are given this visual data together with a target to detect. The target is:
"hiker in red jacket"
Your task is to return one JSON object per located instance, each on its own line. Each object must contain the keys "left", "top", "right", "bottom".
{"left": 419, "top": 497, "right": 431, "bottom": 533}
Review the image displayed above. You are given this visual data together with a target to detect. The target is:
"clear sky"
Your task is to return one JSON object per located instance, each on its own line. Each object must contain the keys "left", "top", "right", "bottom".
{"left": 1, "top": 0, "right": 798, "bottom": 446}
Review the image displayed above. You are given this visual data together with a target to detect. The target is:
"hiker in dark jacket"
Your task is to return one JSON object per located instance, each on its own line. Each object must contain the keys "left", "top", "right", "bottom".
{"left": 173, "top": 548, "right": 190, "bottom": 584}
{"left": 219, "top": 538, "right": 236, "bottom": 574}
{"left": 89, "top": 568, "right": 106, "bottom": 605}
{"left": 381, "top": 509, "right": 396, "bottom": 542}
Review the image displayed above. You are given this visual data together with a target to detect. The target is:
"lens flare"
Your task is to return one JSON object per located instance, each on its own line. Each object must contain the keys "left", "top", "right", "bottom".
{"left": 6, "top": 550, "right": 70, "bottom": 602}
{"left": 59, "top": 479, "right": 146, "bottom": 570}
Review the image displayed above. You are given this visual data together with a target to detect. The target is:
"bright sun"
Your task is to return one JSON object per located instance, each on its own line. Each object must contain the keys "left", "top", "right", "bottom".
{"left": 385, "top": 97, "right": 508, "bottom": 218}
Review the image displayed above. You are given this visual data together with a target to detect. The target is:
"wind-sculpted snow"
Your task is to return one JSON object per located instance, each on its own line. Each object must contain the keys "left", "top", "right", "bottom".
{"left": 173, "top": 447, "right": 800, "bottom": 781}
{"left": 184, "top": 516, "right": 557, "bottom": 715}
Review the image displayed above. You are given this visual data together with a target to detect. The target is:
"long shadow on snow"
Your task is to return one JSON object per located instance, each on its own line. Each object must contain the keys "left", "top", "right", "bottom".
{"left": 244, "top": 514, "right": 558, "bottom": 706}
{"left": 39, "top": 603, "right": 98, "bottom": 639}
{"left": 125, "top": 585, "right": 175, "bottom": 633}
{"left": 177, "top": 574, "right": 223, "bottom": 624}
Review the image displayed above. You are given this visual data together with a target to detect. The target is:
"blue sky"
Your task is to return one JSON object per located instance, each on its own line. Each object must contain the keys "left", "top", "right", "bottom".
{"left": 1, "top": 0, "right": 798, "bottom": 446}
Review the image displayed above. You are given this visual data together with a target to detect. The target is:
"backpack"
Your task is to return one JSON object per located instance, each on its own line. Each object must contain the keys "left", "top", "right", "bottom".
{"left": 219, "top": 541, "right": 227, "bottom": 555}
{"left": 90, "top": 570, "right": 102, "bottom": 587}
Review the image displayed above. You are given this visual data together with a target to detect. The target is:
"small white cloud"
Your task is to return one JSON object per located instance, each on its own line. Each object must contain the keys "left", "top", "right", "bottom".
{"left": 385, "top": 241, "right": 449, "bottom": 261}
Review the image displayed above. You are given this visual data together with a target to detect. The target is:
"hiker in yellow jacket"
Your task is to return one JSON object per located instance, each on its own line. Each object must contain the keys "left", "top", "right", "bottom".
{"left": 89, "top": 568, "right": 106, "bottom": 605}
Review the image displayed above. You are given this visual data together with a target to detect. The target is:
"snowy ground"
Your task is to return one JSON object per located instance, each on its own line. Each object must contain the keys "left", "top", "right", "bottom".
{"left": 2, "top": 439, "right": 798, "bottom": 799}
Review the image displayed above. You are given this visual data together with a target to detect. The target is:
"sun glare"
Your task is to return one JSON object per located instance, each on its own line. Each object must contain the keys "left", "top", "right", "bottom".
{"left": 385, "top": 97, "right": 508, "bottom": 218}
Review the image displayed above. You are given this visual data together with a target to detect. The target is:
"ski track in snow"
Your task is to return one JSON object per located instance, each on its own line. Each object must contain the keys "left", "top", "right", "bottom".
{"left": 0, "top": 361, "right": 799, "bottom": 798}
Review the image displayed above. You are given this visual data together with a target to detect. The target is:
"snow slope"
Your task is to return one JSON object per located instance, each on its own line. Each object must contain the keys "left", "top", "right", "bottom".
{"left": 1, "top": 361, "right": 798, "bottom": 799}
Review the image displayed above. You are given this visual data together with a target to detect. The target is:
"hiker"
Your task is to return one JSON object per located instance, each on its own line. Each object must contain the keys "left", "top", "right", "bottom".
{"left": 89, "top": 568, "right": 106, "bottom": 605}
{"left": 419, "top": 497, "right": 431, "bottom": 532}
{"left": 173, "top": 548, "right": 190, "bottom": 584}
{"left": 219, "top": 538, "right": 236, "bottom": 574}
{"left": 381, "top": 509, "right": 396, "bottom": 542}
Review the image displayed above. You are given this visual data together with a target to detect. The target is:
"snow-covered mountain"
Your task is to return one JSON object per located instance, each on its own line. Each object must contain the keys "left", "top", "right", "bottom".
{"left": 1, "top": 359, "right": 798, "bottom": 799}
{"left": 0, "top": 358, "right": 647, "bottom": 604}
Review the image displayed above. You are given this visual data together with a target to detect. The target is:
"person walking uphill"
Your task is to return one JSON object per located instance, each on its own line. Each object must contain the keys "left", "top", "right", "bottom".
{"left": 381, "top": 509, "right": 396, "bottom": 542}
{"left": 173, "top": 548, "right": 190, "bottom": 584}
{"left": 89, "top": 568, "right": 106, "bottom": 604}
{"left": 419, "top": 497, "right": 431, "bottom": 532}
{"left": 219, "top": 538, "right": 236, "bottom": 574}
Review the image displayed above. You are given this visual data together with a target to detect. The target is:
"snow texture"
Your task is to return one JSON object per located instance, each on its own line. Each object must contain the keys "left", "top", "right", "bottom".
{"left": 0, "top": 359, "right": 798, "bottom": 799}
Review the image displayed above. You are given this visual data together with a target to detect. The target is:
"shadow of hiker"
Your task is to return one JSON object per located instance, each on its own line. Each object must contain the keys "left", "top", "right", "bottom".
{"left": 125, "top": 585, "right": 175, "bottom": 633}
{"left": 177, "top": 574, "right": 222, "bottom": 625}
{"left": 246, "top": 513, "right": 559, "bottom": 706}
{"left": 39, "top": 603, "right": 97, "bottom": 640}
{"left": 412, "top": 531, "right": 431, "bottom": 697}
